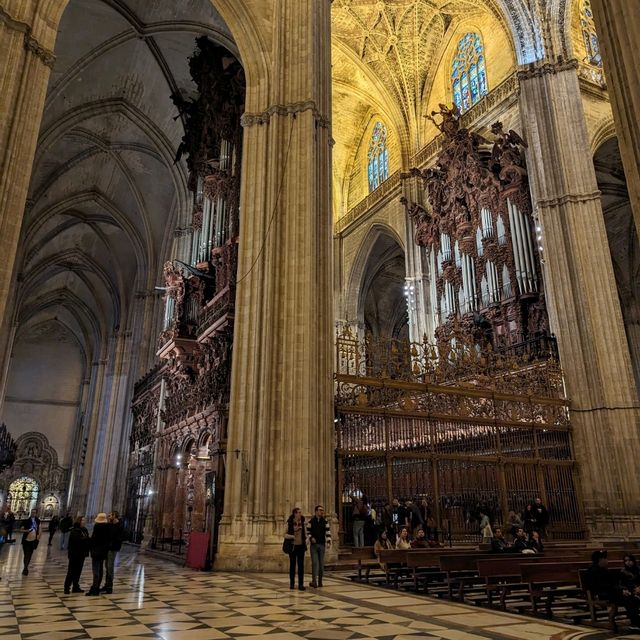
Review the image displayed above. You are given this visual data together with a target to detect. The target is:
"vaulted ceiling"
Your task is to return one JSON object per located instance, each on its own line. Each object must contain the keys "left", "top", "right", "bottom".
{"left": 331, "top": 0, "right": 509, "bottom": 216}
{"left": 17, "top": 0, "right": 235, "bottom": 369}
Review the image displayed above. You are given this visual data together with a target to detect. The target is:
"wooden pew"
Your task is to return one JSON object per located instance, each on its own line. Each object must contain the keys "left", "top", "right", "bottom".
{"left": 475, "top": 554, "right": 592, "bottom": 609}
{"left": 378, "top": 549, "right": 412, "bottom": 588}
{"left": 520, "top": 561, "right": 606, "bottom": 617}
{"left": 346, "top": 547, "right": 378, "bottom": 582}
{"left": 405, "top": 551, "right": 446, "bottom": 593}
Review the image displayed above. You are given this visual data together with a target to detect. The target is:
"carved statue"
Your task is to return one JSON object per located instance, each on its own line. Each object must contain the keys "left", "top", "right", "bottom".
{"left": 426, "top": 103, "right": 462, "bottom": 138}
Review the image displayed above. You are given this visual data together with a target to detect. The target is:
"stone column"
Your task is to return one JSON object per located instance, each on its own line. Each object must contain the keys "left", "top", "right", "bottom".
{"left": 519, "top": 61, "right": 640, "bottom": 535}
{"left": 0, "top": 3, "right": 56, "bottom": 321}
{"left": 402, "top": 174, "right": 433, "bottom": 342}
{"left": 216, "top": 0, "right": 334, "bottom": 570}
{"left": 589, "top": 0, "right": 640, "bottom": 236}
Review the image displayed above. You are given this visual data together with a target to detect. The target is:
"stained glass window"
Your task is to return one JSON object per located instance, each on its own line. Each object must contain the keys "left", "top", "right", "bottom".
{"left": 580, "top": 0, "right": 602, "bottom": 67}
{"left": 367, "top": 121, "right": 389, "bottom": 192}
{"left": 451, "top": 33, "right": 488, "bottom": 113}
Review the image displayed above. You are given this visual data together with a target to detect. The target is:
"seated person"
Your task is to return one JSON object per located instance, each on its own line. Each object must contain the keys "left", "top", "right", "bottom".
{"left": 512, "top": 527, "right": 530, "bottom": 553}
{"left": 585, "top": 550, "right": 640, "bottom": 631}
{"left": 368, "top": 529, "right": 394, "bottom": 577}
{"left": 395, "top": 526, "right": 411, "bottom": 550}
{"left": 529, "top": 530, "right": 544, "bottom": 554}
{"left": 490, "top": 527, "right": 512, "bottom": 553}
{"left": 411, "top": 528, "right": 429, "bottom": 549}
{"left": 621, "top": 554, "right": 640, "bottom": 594}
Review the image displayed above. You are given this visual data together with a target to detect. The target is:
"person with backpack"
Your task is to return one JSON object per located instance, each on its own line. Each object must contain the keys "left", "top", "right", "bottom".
{"left": 351, "top": 495, "right": 369, "bottom": 548}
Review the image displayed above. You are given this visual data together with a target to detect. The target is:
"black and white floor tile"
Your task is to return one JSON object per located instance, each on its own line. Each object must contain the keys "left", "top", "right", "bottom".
{"left": 1, "top": 541, "right": 638, "bottom": 640}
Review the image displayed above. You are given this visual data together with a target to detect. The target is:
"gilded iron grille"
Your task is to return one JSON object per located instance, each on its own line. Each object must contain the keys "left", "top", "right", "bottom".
{"left": 335, "top": 329, "right": 585, "bottom": 543}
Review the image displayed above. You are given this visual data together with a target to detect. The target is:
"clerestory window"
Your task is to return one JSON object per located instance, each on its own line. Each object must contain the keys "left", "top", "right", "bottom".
{"left": 580, "top": 0, "right": 602, "bottom": 67}
{"left": 451, "top": 33, "right": 488, "bottom": 113}
{"left": 367, "top": 121, "right": 390, "bottom": 192}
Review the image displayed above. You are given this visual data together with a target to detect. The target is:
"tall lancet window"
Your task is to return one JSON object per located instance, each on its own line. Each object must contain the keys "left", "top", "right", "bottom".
{"left": 368, "top": 121, "right": 389, "bottom": 192}
{"left": 451, "top": 33, "right": 488, "bottom": 112}
{"left": 580, "top": 0, "right": 602, "bottom": 67}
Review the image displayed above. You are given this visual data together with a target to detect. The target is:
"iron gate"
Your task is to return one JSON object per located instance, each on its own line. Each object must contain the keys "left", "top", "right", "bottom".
{"left": 335, "top": 329, "right": 585, "bottom": 543}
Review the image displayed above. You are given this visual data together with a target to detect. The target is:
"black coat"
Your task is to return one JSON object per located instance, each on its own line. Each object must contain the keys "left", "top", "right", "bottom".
{"left": 585, "top": 565, "right": 621, "bottom": 600}
{"left": 109, "top": 521, "right": 124, "bottom": 551}
{"left": 68, "top": 525, "right": 90, "bottom": 559}
{"left": 90, "top": 522, "right": 112, "bottom": 559}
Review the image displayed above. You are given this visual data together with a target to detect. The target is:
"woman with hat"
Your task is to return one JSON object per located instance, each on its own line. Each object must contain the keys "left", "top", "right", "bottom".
{"left": 87, "top": 513, "right": 111, "bottom": 596}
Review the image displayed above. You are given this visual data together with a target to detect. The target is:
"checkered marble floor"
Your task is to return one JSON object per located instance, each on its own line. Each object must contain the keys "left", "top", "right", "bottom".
{"left": 0, "top": 541, "right": 638, "bottom": 640}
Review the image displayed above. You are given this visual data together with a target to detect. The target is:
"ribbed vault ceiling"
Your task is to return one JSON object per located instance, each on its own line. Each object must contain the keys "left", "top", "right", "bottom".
{"left": 18, "top": 0, "right": 234, "bottom": 366}
{"left": 331, "top": 0, "right": 507, "bottom": 216}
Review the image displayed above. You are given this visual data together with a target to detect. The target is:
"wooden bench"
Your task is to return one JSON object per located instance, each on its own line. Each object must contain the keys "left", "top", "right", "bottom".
{"left": 345, "top": 547, "right": 378, "bottom": 582}
{"left": 405, "top": 551, "right": 446, "bottom": 593}
{"left": 475, "top": 554, "right": 593, "bottom": 609}
{"left": 378, "top": 549, "right": 413, "bottom": 588}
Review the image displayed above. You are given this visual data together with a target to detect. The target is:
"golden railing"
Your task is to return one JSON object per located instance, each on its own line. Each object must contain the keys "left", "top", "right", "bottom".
{"left": 334, "top": 330, "right": 584, "bottom": 542}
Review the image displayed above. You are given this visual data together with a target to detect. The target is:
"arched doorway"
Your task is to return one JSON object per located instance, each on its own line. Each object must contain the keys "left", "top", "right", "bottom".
{"left": 8, "top": 476, "right": 39, "bottom": 518}
{"left": 360, "top": 232, "right": 408, "bottom": 342}
{"left": 594, "top": 137, "right": 640, "bottom": 391}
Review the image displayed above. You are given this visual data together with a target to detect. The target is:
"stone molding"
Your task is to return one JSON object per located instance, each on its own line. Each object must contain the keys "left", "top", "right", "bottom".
{"left": 536, "top": 190, "right": 603, "bottom": 209}
{"left": 0, "top": 6, "right": 56, "bottom": 68}
{"left": 241, "top": 100, "right": 330, "bottom": 129}
{"left": 517, "top": 58, "right": 579, "bottom": 81}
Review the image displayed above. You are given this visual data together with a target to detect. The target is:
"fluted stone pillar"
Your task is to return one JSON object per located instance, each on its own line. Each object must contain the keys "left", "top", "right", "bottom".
{"left": 216, "top": 0, "right": 334, "bottom": 570}
{"left": 403, "top": 174, "right": 433, "bottom": 342}
{"left": 0, "top": 2, "right": 56, "bottom": 321}
{"left": 519, "top": 61, "right": 640, "bottom": 535}
{"left": 590, "top": 0, "right": 640, "bottom": 236}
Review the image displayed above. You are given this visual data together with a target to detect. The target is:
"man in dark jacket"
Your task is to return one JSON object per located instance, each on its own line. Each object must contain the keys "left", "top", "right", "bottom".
{"left": 512, "top": 527, "right": 530, "bottom": 553}
{"left": 48, "top": 515, "right": 60, "bottom": 546}
{"left": 64, "top": 517, "right": 90, "bottom": 593}
{"left": 59, "top": 512, "right": 73, "bottom": 550}
{"left": 19, "top": 509, "right": 41, "bottom": 575}
{"left": 87, "top": 513, "right": 111, "bottom": 596}
{"left": 491, "top": 527, "right": 513, "bottom": 553}
{"left": 533, "top": 497, "right": 549, "bottom": 535}
{"left": 585, "top": 550, "right": 640, "bottom": 630}
{"left": 307, "top": 505, "right": 331, "bottom": 588}
{"left": 103, "top": 511, "right": 124, "bottom": 594}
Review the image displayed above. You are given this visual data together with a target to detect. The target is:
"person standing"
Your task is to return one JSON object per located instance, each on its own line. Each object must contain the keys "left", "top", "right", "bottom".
{"left": 284, "top": 508, "right": 307, "bottom": 591}
{"left": 103, "top": 511, "right": 123, "bottom": 594}
{"left": 532, "top": 497, "right": 549, "bottom": 536}
{"left": 19, "top": 508, "right": 41, "bottom": 575}
{"left": 64, "top": 517, "right": 90, "bottom": 594}
{"left": 5, "top": 510, "right": 15, "bottom": 542}
{"left": 307, "top": 505, "right": 331, "bottom": 588}
{"left": 351, "top": 495, "right": 367, "bottom": 548}
{"left": 59, "top": 512, "right": 73, "bottom": 550}
{"left": 48, "top": 515, "right": 60, "bottom": 546}
{"left": 87, "top": 513, "right": 111, "bottom": 596}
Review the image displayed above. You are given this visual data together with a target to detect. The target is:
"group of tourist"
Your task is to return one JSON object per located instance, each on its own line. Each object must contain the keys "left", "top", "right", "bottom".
{"left": 351, "top": 495, "right": 440, "bottom": 548}
{"left": 9, "top": 508, "right": 123, "bottom": 596}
